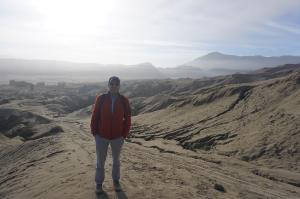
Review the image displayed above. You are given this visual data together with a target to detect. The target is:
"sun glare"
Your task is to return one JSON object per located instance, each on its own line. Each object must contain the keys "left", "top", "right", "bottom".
{"left": 31, "top": 0, "right": 116, "bottom": 35}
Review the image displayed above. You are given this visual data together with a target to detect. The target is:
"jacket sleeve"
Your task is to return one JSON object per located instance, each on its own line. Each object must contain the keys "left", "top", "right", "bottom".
{"left": 122, "top": 97, "right": 131, "bottom": 138}
{"left": 90, "top": 95, "right": 101, "bottom": 136}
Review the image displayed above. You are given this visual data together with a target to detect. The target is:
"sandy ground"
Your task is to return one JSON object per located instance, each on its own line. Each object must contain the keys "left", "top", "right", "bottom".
{"left": 0, "top": 67, "right": 300, "bottom": 199}
{"left": 0, "top": 109, "right": 299, "bottom": 199}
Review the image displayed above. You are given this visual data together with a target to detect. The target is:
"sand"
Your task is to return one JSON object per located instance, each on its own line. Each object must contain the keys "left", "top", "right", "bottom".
{"left": 0, "top": 64, "right": 300, "bottom": 198}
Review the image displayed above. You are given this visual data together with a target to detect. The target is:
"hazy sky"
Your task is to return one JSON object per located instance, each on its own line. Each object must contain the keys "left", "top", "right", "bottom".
{"left": 1, "top": 0, "right": 300, "bottom": 67}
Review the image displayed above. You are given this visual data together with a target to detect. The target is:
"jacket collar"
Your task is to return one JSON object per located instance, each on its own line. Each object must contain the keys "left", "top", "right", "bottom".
{"left": 107, "top": 91, "right": 120, "bottom": 98}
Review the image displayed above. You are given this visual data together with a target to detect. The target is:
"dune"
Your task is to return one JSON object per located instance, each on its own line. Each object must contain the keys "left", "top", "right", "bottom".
{"left": 0, "top": 64, "right": 300, "bottom": 198}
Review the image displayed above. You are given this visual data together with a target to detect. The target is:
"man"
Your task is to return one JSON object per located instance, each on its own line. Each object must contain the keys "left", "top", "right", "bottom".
{"left": 90, "top": 76, "right": 131, "bottom": 194}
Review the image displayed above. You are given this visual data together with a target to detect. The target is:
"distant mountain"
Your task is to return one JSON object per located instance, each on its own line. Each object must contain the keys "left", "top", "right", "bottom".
{"left": 160, "top": 52, "right": 300, "bottom": 78}
{"left": 158, "top": 65, "right": 204, "bottom": 79}
{"left": 112, "top": 62, "right": 166, "bottom": 80}
{"left": 182, "top": 52, "right": 300, "bottom": 71}
{"left": 0, "top": 59, "right": 165, "bottom": 84}
{"left": 1, "top": 52, "right": 300, "bottom": 83}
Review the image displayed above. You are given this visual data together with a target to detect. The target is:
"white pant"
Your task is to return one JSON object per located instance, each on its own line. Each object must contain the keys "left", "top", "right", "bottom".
{"left": 95, "top": 135, "right": 124, "bottom": 184}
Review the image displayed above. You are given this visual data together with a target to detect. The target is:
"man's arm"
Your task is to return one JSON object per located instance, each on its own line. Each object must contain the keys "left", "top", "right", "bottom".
{"left": 90, "top": 95, "right": 101, "bottom": 136}
{"left": 122, "top": 97, "right": 131, "bottom": 138}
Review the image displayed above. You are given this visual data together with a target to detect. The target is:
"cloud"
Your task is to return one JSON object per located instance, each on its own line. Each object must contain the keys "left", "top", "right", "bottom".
{"left": 266, "top": 21, "right": 300, "bottom": 35}
{"left": 0, "top": 0, "right": 300, "bottom": 67}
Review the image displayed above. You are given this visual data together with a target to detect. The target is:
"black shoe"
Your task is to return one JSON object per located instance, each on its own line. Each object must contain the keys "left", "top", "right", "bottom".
{"left": 95, "top": 184, "right": 103, "bottom": 194}
{"left": 113, "top": 180, "right": 122, "bottom": 192}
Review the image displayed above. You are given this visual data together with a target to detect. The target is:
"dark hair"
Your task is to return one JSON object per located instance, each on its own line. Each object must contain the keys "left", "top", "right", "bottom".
{"left": 108, "top": 76, "right": 120, "bottom": 85}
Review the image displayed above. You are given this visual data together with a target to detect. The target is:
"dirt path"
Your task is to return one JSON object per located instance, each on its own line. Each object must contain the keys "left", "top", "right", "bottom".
{"left": 1, "top": 115, "right": 299, "bottom": 199}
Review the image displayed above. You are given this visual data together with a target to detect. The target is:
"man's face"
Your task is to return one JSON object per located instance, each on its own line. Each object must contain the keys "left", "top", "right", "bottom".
{"left": 108, "top": 80, "right": 120, "bottom": 94}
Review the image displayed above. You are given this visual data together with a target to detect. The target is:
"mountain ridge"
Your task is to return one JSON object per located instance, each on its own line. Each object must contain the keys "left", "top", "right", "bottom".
{"left": 184, "top": 52, "right": 300, "bottom": 71}
{"left": 1, "top": 52, "right": 300, "bottom": 83}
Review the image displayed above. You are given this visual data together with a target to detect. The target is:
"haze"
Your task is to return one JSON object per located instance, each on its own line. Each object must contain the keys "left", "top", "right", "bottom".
{"left": 1, "top": 0, "right": 300, "bottom": 68}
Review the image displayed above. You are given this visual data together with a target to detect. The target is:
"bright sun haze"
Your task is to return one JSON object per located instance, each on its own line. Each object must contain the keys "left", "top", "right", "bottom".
{"left": 0, "top": 0, "right": 300, "bottom": 67}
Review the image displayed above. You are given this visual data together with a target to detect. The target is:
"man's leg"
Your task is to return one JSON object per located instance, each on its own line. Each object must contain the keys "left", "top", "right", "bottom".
{"left": 110, "top": 137, "right": 124, "bottom": 182}
{"left": 95, "top": 135, "right": 109, "bottom": 185}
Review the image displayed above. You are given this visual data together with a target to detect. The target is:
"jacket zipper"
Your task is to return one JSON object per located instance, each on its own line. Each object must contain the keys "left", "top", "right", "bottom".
{"left": 110, "top": 97, "right": 114, "bottom": 139}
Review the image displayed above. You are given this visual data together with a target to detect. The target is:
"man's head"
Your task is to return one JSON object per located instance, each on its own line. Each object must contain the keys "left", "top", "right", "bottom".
{"left": 108, "top": 76, "right": 120, "bottom": 94}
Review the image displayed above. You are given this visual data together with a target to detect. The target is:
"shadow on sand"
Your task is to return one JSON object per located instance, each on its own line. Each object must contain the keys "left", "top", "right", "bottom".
{"left": 96, "top": 191, "right": 109, "bottom": 199}
{"left": 95, "top": 190, "right": 128, "bottom": 199}
{"left": 115, "top": 190, "right": 128, "bottom": 199}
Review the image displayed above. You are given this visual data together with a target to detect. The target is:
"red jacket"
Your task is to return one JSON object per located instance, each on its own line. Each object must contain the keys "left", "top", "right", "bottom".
{"left": 90, "top": 93, "right": 131, "bottom": 139}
